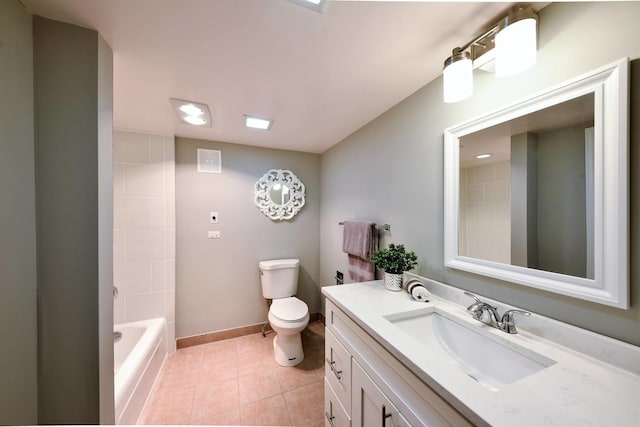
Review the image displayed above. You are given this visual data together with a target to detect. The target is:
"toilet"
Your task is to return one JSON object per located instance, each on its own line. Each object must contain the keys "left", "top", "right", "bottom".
{"left": 259, "top": 258, "right": 309, "bottom": 367}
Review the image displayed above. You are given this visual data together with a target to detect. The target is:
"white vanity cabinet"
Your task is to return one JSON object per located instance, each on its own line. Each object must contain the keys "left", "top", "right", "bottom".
{"left": 324, "top": 300, "right": 473, "bottom": 427}
{"left": 352, "top": 359, "right": 411, "bottom": 427}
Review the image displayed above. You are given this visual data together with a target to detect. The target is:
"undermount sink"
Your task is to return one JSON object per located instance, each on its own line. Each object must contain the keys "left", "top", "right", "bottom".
{"left": 384, "top": 307, "right": 556, "bottom": 390}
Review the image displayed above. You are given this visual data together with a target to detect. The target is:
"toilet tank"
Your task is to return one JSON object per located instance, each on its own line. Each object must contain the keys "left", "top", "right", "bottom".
{"left": 259, "top": 259, "right": 300, "bottom": 299}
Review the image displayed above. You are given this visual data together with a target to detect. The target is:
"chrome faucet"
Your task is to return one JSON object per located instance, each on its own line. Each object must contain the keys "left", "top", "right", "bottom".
{"left": 463, "top": 292, "right": 530, "bottom": 334}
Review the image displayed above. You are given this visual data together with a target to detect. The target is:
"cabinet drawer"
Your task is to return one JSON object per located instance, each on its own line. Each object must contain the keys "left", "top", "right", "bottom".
{"left": 325, "top": 378, "right": 351, "bottom": 427}
{"left": 325, "top": 327, "right": 352, "bottom": 413}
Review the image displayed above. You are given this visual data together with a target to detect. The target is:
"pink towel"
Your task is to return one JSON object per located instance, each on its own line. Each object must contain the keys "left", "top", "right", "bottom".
{"left": 342, "top": 221, "right": 378, "bottom": 282}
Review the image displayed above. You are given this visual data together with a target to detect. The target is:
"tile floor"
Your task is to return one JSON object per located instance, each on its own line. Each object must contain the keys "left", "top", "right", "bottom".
{"left": 139, "top": 320, "right": 326, "bottom": 426}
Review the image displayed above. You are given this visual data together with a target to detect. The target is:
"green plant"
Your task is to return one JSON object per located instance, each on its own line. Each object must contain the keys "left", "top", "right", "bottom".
{"left": 370, "top": 243, "right": 418, "bottom": 274}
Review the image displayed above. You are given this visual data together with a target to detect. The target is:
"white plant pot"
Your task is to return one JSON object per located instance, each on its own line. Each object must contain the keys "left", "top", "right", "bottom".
{"left": 384, "top": 272, "right": 403, "bottom": 292}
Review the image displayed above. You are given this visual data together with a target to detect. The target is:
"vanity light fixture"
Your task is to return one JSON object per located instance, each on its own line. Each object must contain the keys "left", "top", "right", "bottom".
{"left": 170, "top": 98, "right": 212, "bottom": 127}
{"left": 442, "top": 4, "right": 537, "bottom": 103}
{"left": 244, "top": 115, "right": 273, "bottom": 130}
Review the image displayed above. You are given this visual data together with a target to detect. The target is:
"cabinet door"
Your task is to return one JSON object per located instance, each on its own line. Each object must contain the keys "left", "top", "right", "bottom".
{"left": 352, "top": 360, "right": 411, "bottom": 427}
{"left": 325, "top": 328, "right": 352, "bottom": 412}
{"left": 325, "top": 378, "right": 351, "bottom": 427}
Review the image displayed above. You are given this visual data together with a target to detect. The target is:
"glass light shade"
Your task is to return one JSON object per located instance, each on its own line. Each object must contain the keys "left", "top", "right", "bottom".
{"left": 443, "top": 56, "right": 473, "bottom": 103}
{"left": 495, "top": 18, "right": 537, "bottom": 77}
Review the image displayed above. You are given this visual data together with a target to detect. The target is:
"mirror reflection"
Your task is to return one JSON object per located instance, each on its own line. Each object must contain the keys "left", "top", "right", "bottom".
{"left": 269, "top": 183, "right": 291, "bottom": 206}
{"left": 458, "top": 93, "right": 595, "bottom": 279}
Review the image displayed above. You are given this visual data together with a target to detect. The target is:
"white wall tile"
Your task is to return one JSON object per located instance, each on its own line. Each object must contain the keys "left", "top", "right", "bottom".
{"left": 165, "top": 260, "right": 175, "bottom": 291}
{"left": 114, "top": 197, "right": 149, "bottom": 229}
{"left": 148, "top": 134, "right": 166, "bottom": 164}
{"left": 114, "top": 130, "right": 175, "bottom": 343}
{"left": 151, "top": 259, "right": 165, "bottom": 292}
{"left": 164, "top": 136, "right": 175, "bottom": 163}
{"left": 165, "top": 228, "right": 175, "bottom": 259}
{"left": 166, "top": 321, "right": 176, "bottom": 352}
{"left": 113, "top": 130, "right": 148, "bottom": 164}
{"left": 113, "top": 163, "right": 125, "bottom": 196}
{"left": 125, "top": 292, "right": 165, "bottom": 322}
{"left": 124, "top": 164, "right": 165, "bottom": 197}
{"left": 165, "top": 197, "right": 175, "bottom": 228}
{"left": 125, "top": 229, "right": 165, "bottom": 261}
{"left": 148, "top": 197, "right": 166, "bottom": 229}
{"left": 164, "top": 162, "right": 175, "bottom": 197}
{"left": 114, "top": 261, "right": 152, "bottom": 295}
{"left": 113, "top": 229, "right": 125, "bottom": 263}
{"left": 165, "top": 291, "right": 175, "bottom": 322}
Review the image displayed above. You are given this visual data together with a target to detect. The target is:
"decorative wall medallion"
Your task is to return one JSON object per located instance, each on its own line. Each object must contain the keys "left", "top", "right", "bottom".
{"left": 254, "top": 169, "right": 306, "bottom": 220}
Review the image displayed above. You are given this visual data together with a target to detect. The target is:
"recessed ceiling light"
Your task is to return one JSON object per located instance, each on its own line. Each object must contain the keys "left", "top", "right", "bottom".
{"left": 179, "top": 104, "right": 204, "bottom": 116}
{"left": 287, "top": 0, "right": 328, "bottom": 13}
{"left": 476, "top": 153, "right": 492, "bottom": 159}
{"left": 244, "top": 115, "right": 273, "bottom": 130}
{"left": 170, "top": 98, "right": 212, "bottom": 127}
{"left": 183, "top": 115, "right": 207, "bottom": 126}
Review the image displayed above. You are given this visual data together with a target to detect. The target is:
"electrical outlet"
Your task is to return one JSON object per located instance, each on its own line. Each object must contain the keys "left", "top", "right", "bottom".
{"left": 336, "top": 270, "right": 344, "bottom": 285}
{"left": 207, "top": 230, "right": 221, "bottom": 239}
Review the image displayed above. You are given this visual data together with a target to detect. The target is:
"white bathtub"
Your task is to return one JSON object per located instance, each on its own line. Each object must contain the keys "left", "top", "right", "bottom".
{"left": 114, "top": 317, "right": 167, "bottom": 425}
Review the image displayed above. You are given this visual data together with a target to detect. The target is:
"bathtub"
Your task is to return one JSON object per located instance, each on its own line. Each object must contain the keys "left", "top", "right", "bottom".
{"left": 114, "top": 317, "right": 167, "bottom": 425}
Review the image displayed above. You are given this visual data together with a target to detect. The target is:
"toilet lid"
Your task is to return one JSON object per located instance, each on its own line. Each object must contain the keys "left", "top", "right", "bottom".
{"left": 271, "top": 297, "right": 308, "bottom": 321}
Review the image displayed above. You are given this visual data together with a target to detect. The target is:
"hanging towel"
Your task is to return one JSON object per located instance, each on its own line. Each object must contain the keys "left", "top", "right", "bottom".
{"left": 342, "top": 221, "right": 378, "bottom": 282}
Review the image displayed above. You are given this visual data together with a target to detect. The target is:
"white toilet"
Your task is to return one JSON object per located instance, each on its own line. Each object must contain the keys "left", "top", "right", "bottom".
{"left": 259, "top": 258, "right": 309, "bottom": 367}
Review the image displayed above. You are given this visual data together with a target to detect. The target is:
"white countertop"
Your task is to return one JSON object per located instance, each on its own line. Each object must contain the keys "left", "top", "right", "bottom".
{"left": 322, "top": 279, "right": 640, "bottom": 427}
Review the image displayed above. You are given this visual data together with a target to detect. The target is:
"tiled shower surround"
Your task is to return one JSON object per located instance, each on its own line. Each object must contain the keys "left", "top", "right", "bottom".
{"left": 113, "top": 129, "right": 176, "bottom": 351}
{"left": 459, "top": 160, "right": 511, "bottom": 264}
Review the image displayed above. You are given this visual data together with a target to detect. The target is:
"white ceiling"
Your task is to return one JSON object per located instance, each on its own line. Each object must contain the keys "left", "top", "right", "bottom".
{"left": 21, "top": 0, "right": 514, "bottom": 153}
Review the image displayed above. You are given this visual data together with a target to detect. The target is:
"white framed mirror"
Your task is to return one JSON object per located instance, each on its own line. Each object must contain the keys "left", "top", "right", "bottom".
{"left": 444, "top": 58, "right": 629, "bottom": 309}
{"left": 254, "top": 169, "right": 306, "bottom": 220}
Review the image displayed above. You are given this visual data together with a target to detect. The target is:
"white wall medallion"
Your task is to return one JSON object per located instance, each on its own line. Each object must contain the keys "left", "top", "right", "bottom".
{"left": 254, "top": 169, "right": 306, "bottom": 220}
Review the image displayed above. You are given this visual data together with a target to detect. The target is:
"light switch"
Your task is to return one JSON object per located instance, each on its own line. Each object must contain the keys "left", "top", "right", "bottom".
{"left": 207, "top": 230, "right": 221, "bottom": 239}
{"left": 210, "top": 211, "right": 219, "bottom": 223}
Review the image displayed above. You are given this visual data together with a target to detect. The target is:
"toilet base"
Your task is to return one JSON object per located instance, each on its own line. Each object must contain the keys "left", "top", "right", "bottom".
{"left": 273, "top": 333, "right": 304, "bottom": 367}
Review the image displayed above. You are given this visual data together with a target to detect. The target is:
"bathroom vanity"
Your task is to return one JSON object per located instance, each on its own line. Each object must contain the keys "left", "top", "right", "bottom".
{"left": 322, "top": 278, "right": 640, "bottom": 426}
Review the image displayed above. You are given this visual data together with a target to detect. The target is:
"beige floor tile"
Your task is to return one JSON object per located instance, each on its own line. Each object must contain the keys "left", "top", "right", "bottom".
{"left": 138, "top": 389, "right": 194, "bottom": 425}
{"left": 240, "top": 394, "right": 292, "bottom": 426}
{"left": 191, "top": 379, "right": 240, "bottom": 421}
{"left": 275, "top": 358, "right": 323, "bottom": 393}
{"left": 162, "top": 345, "right": 203, "bottom": 370}
{"left": 238, "top": 369, "right": 283, "bottom": 405}
{"left": 152, "top": 364, "right": 202, "bottom": 395}
{"left": 190, "top": 407, "right": 241, "bottom": 425}
{"left": 301, "top": 418, "right": 326, "bottom": 427}
{"left": 197, "top": 357, "right": 238, "bottom": 387}
{"left": 284, "top": 380, "right": 325, "bottom": 426}
{"left": 201, "top": 337, "right": 238, "bottom": 362}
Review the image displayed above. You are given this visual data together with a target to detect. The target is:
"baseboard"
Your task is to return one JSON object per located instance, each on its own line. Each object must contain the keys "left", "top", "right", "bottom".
{"left": 176, "top": 312, "right": 323, "bottom": 349}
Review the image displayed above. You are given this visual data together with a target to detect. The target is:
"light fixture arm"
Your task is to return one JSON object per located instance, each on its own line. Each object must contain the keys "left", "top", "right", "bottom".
{"left": 448, "top": 4, "right": 536, "bottom": 63}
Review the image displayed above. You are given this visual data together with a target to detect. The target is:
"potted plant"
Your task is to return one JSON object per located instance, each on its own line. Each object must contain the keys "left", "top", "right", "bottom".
{"left": 370, "top": 243, "right": 418, "bottom": 291}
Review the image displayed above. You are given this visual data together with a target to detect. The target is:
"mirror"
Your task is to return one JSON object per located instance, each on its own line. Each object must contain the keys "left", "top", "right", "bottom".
{"left": 254, "top": 169, "right": 305, "bottom": 220}
{"left": 444, "top": 58, "right": 629, "bottom": 308}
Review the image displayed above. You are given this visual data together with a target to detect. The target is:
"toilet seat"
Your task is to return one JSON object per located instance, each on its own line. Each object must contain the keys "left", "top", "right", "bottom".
{"left": 270, "top": 297, "right": 308, "bottom": 322}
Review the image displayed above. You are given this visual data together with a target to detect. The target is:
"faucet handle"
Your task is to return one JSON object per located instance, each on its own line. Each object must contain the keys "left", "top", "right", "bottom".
{"left": 500, "top": 310, "right": 531, "bottom": 334}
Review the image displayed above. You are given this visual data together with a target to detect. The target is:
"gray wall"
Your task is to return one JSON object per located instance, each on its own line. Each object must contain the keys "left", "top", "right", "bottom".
{"left": 0, "top": 1, "right": 38, "bottom": 423}
{"left": 320, "top": 2, "right": 640, "bottom": 346}
{"left": 511, "top": 133, "right": 538, "bottom": 269}
{"left": 537, "top": 124, "right": 588, "bottom": 277}
{"left": 34, "top": 17, "right": 114, "bottom": 424}
{"left": 176, "top": 138, "right": 320, "bottom": 338}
